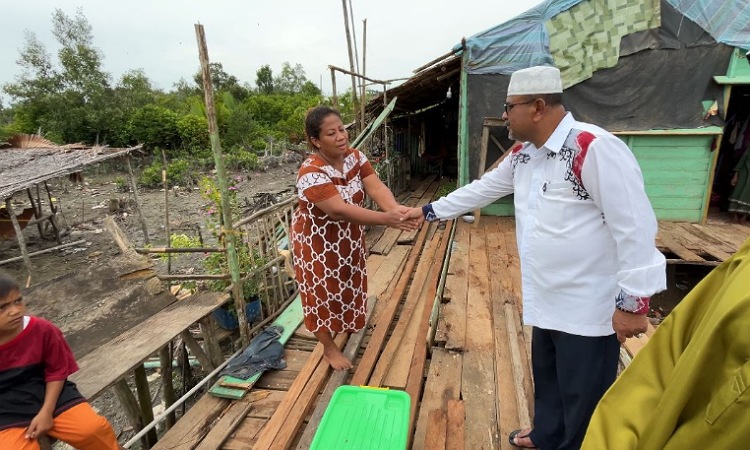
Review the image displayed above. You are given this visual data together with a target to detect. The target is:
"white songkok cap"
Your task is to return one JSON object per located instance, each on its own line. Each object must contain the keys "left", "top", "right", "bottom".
{"left": 507, "top": 66, "right": 563, "bottom": 96}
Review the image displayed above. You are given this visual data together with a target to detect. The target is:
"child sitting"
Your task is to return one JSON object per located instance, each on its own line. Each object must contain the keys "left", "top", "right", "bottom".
{"left": 0, "top": 273, "right": 121, "bottom": 450}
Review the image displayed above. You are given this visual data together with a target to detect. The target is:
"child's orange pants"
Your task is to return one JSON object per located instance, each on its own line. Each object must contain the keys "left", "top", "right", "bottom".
{"left": 0, "top": 402, "right": 119, "bottom": 450}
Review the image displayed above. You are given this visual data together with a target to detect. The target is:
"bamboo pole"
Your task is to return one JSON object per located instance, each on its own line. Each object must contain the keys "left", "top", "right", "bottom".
{"left": 5, "top": 198, "right": 33, "bottom": 281}
{"left": 360, "top": 18, "right": 367, "bottom": 132}
{"left": 330, "top": 67, "right": 338, "bottom": 109}
{"left": 340, "top": 0, "right": 359, "bottom": 120}
{"left": 135, "top": 246, "right": 226, "bottom": 254}
{"left": 328, "top": 64, "right": 386, "bottom": 85}
{"left": 0, "top": 240, "right": 87, "bottom": 267}
{"left": 43, "top": 182, "right": 61, "bottom": 244}
{"left": 195, "top": 24, "right": 249, "bottom": 346}
{"left": 161, "top": 149, "right": 172, "bottom": 273}
{"left": 125, "top": 155, "right": 150, "bottom": 245}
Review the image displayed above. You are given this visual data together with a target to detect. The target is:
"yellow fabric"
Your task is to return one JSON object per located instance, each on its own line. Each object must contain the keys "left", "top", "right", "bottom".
{"left": 582, "top": 236, "right": 750, "bottom": 450}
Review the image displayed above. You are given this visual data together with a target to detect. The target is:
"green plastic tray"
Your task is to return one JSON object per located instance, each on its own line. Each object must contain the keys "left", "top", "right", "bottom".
{"left": 310, "top": 386, "right": 411, "bottom": 450}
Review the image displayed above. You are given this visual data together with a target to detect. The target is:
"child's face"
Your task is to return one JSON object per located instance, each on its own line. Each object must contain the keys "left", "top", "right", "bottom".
{"left": 0, "top": 289, "right": 25, "bottom": 334}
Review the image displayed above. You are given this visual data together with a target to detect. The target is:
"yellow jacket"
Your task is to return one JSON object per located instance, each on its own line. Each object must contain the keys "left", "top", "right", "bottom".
{"left": 582, "top": 236, "right": 750, "bottom": 450}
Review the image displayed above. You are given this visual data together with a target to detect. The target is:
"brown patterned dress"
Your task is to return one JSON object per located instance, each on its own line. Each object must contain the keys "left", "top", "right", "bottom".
{"left": 291, "top": 148, "right": 375, "bottom": 333}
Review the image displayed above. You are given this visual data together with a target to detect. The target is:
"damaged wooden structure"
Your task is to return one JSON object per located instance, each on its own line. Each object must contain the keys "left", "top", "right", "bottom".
{"left": 0, "top": 138, "right": 147, "bottom": 280}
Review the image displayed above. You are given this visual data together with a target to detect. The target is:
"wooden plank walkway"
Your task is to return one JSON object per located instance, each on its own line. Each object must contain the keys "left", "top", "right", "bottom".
{"left": 153, "top": 179, "right": 750, "bottom": 449}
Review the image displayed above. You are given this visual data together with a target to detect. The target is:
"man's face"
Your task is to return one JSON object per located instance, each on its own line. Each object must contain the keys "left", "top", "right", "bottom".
{"left": 0, "top": 289, "right": 25, "bottom": 334}
{"left": 502, "top": 95, "right": 537, "bottom": 142}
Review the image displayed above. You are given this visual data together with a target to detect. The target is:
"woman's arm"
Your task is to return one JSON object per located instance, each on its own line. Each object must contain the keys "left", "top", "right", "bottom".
{"left": 362, "top": 174, "right": 399, "bottom": 212}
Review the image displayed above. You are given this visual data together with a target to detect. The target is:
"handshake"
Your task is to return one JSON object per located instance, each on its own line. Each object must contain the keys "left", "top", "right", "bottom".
{"left": 383, "top": 205, "right": 426, "bottom": 231}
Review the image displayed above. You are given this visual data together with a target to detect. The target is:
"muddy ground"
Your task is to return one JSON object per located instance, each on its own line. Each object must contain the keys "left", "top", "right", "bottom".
{"left": 1, "top": 155, "right": 302, "bottom": 448}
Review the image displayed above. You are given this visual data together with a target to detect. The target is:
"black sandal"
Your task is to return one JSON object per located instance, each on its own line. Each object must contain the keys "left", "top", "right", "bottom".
{"left": 508, "top": 429, "right": 537, "bottom": 448}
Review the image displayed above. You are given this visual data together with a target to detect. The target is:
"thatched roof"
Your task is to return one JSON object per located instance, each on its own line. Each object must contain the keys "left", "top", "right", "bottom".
{"left": 0, "top": 144, "right": 142, "bottom": 200}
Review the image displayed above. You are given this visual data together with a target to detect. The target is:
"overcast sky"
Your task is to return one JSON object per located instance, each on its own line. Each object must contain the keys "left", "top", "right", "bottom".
{"left": 1, "top": 0, "right": 544, "bottom": 99}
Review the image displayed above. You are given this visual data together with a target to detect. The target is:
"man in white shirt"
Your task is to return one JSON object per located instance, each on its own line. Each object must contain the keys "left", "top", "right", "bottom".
{"left": 404, "top": 66, "right": 666, "bottom": 450}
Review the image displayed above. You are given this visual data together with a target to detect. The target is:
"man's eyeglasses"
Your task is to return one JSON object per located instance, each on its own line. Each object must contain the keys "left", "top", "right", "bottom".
{"left": 504, "top": 99, "right": 535, "bottom": 114}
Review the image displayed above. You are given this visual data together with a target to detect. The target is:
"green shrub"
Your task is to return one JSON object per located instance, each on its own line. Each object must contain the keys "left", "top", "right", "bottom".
{"left": 176, "top": 114, "right": 209, "bottom": 151}
{"left": 139, "top": 158, "right": 198, "bottom": 187}
{"left": 225, "top": 149, "right": 259, "bottom": 171}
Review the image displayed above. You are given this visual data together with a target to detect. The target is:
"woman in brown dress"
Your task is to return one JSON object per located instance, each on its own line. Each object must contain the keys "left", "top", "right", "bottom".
{"left": 291, "top": 106, "right": 417, "bottom": 370}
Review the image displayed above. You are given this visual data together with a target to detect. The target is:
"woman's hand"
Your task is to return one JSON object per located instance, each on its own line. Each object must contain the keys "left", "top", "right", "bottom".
{"left": 731, "top": 171, "right": 739, "bottom": 187}
{"left": 383, "top": 210, "right": 420, "bottom": 231}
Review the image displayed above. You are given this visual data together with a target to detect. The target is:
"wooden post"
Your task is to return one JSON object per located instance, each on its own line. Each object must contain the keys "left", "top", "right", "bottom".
{"left": 180, "top": 329, "right": 216, "bottom": 372}
{"left": 340, "top": 0, "right": 359, "bottom": 121}
{"left": 475, "top": 122, "right": 490, "bottom": 224}
{"left": 43, "top": 182, "right": 61, "bottom": 244}
{"left": 125, "top": 155, "right": 150, "bottom": 245}
{"left": 199, "top": 316, "right": 224, "bottom": 368}
{"left": 360, "top": 18, "right": 367, "bottom": 132}
{"left": 161, "top": 149, "right": 172, "bottom": 274}
{"left": 159, "top": 345, "right": 177, "bottom": 428}
{"left": 330, "top": 67, "right": 338, "bottom": 109}
{"left": 133, "top": 364, "right": 158, "bottom": 447}
{"left": 5, "top": 198, "right": 33, "bottom": 281}
{"left": 114, "top": 379, "right": 148, "bottom": 449}
{"left": 26, "top": 188, "right": 45, "bottom": 238}
{"left": 195, "top": 24, "right": 249, "bottom": 346}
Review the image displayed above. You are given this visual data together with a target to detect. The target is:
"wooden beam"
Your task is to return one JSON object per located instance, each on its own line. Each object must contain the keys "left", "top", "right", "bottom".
{"left": 180, "top": 330, "right": 216, "bottom": 373}
{"left": 134, "top": 364, "right": 158, "bottom": 447}
{"left": 0, "top": 240, "right": 86, "bottom": 267}
{"left": 159, "top": 345, "right": 177, "bottom": 428}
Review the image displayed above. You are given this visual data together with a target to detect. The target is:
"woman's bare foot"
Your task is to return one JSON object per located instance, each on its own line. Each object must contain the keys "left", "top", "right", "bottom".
{"left": 323, "top": 346, "right": 353, "bottom": 371}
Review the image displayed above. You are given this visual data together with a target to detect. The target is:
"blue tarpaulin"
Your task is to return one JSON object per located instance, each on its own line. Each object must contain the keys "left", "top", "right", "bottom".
{"left": 459, "top": 0, "right": 750, "bottom": 76}
{"left": 666, "top": 0, "right": 750, "bottom": 50}
{"left": 457, "top": 0, "right": 585, "bottom": 74}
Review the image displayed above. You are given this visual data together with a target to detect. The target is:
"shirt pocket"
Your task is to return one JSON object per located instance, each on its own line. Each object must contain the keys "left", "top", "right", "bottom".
{"left": 705, "top": 358, "right": 750, "bottom": 425}
{"left": 537, "top": 180, "right": 576, "bottom": 225}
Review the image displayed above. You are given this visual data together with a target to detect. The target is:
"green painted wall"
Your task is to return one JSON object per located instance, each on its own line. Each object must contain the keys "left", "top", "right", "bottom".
{"left": 480, "top": 134, "right": 717, "bottom": 222}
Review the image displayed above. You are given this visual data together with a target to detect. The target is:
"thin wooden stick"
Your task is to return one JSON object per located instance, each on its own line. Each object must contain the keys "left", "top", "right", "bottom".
{"left": 0, "top": 240, "right": 86, "bottom": 267}
{"left": 4, "top": 198, "right": 33, "bottom": 280}
{"left": 125, "top": 155, "right": 150, "bottom": 245}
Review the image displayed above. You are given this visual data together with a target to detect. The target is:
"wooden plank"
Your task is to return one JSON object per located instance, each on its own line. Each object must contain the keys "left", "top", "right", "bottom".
{"left": 486, "top": 224, "right": 522, "bottom": 450}
{"left": 369, "top": 223, "right": 441, "bottom": 387}
{"left": 445, "top": 222, "right": 470, "bottom": 351}
{"left": 658, "top": 229, "right": 706, "bottom": 262}
{"left": 446, "top": 399, "right": 466, "bottom": 450}
{"left": 221, "top": 418, "right": 265, "bottom": 450}
{"left": 405, "top": 223, "right": 453, "bottom": 430}
{"left": 70, "top": 292, "right": 229, "bottom": 400}
{"left": 462, "top": 223, "right": 499, "bottom": 450}
{"left": 194, "top": 391, "right": 270, "bottom": 450}
{"left": 369, "top": 228, "right": 401, "bottom": 255}
{"left": 151, "top": 395, "right": 229, "bottom": 450}
{"left": 672, "top": 222, "right": 733, "bottom": 260}
{"left": 294, "top": 296, "right": 377, "bottom": 450}
{"left": 413, "top": 348, "right": 462, "bottom": 450}
{"left": 258, "top": 334, "right": 347, "bottom": 450}
{"left": 505, "top": 303, "right": 532, "bottom": 430}
{"left": 424, "top": 409, "right": 448, "bottom": 450}
{"left": 410, "top": 174, "right": 437, "bottom": 199}
{"left": 367, "top": 245, "right": 409, "bottom": 307}
{"left": 351, "top": 224, "right": 430, "bottom": 386}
